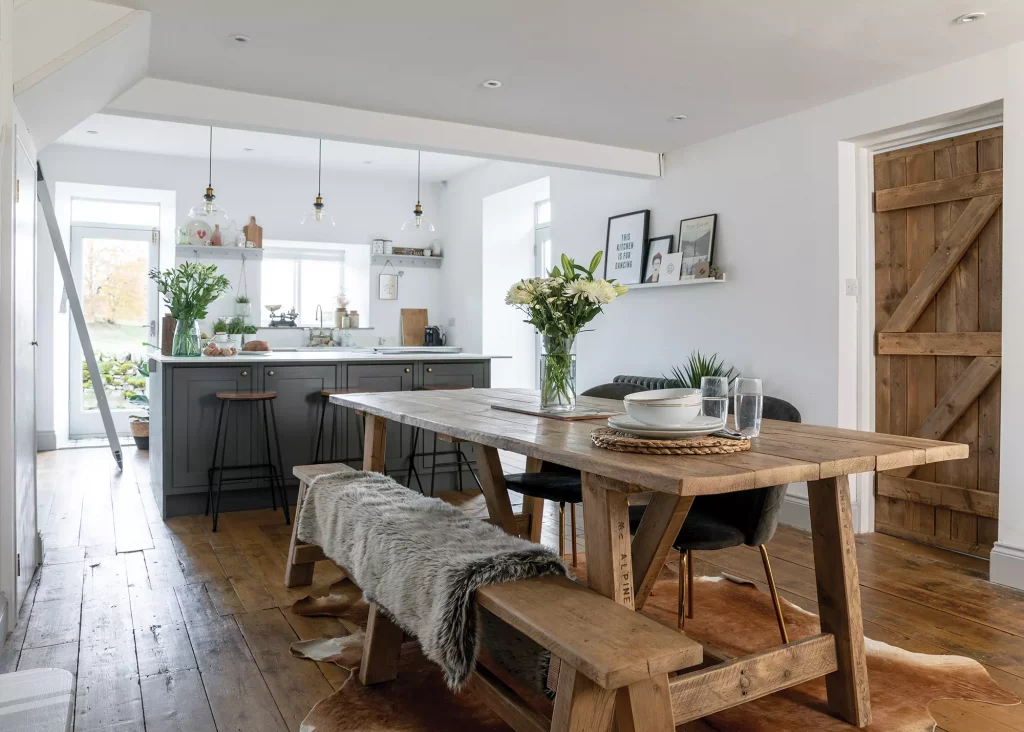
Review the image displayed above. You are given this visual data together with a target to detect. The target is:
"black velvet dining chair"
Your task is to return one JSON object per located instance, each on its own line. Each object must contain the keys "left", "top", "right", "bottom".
{"left": 501, "top": 382, "right": 648, "bottom": 566}
{"left": 628, "top": 395, "right": 801, "bottom": 643}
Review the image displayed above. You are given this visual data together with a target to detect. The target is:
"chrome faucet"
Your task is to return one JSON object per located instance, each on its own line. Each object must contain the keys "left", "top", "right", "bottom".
{"left": 307, "top": 305, "right": 333, "bottom": 347}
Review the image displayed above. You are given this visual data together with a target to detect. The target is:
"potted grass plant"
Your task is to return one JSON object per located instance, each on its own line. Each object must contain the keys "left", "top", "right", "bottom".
{"left": 149, "top": 262, "right": 230, "bottom": 357}
{"left": 506, "top": 251, "right": 627, "bottom": 411}
{"left": 665, "top": 351, "right": 738, "bottom": 388}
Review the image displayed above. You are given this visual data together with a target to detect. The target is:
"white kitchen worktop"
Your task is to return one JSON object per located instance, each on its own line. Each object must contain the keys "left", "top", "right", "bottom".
{"left": 150, "top": 350, "right": 508, "bottom": 364}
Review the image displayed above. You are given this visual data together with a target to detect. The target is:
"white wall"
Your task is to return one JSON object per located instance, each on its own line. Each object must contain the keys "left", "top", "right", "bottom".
{"left": 992, "top": 43, "right": 1024, "bottom": 590}
{"left": 482, "top": 177, "right": 549, "bottom": 387}
{"left": 442, "top": 46, "right": 1016, "bottom": 537}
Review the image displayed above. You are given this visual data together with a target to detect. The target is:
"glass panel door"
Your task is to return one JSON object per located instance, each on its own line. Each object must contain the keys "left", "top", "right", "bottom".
{"left": 69, "top": 224, "right": 159, "bottom": 438}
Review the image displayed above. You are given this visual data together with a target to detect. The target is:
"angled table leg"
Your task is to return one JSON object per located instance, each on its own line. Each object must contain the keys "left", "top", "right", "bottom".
{"left": 807, "top": 475, "right": 871, "bottom": 727}
{"left": 631, "top": 493, "right": 694, "bottom": 610}
{"left": 363, "top": 413, "right": 388, "bottom": 473}
{"left": 474, "top": 443, "right": 520, "bottom": 535}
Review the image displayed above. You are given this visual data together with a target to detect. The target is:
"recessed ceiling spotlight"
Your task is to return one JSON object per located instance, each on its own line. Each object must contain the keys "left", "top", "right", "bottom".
{"left": 230, "top": 34, "right": 252, "bottom": 43}
{"left": 671, "top": 114, "right": 688, "bottom": 121}
{"left": 953, "top": 12, "right": 985, "bottom": 24}
{"left": 243, "top": 147, "right": 254, "bottom": 152}
{"left": 86, "top": 129, "right": 99, "bottom": 134}
{"left": 363, "top": 160, "right": 373, "bottom": 164}
{"left": 481, "top": 79, "right": 502, "bottom": 89}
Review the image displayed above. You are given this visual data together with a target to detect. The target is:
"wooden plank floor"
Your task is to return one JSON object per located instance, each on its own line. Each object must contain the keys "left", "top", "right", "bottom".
{"left": 1, "top": 447, "right": 1021, "bottom": 732}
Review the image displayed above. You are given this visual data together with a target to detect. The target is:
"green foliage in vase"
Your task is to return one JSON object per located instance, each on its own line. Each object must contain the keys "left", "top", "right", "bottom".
{"left": 149, "top": 262, "right": 230, "bottom": 321}
{"left": 665, "top": 351, "right": 738, "bottom": 389}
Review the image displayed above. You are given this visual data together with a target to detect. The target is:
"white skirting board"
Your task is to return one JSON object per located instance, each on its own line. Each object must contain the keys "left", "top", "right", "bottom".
{"left": 36, "top": 431, "right": 56, "bottom": 452}
{"left": 779, "top": 494, "right": 811, "bottom": 532}
{"left": 990, "top": 542, "right": 1024, "bottom": 592}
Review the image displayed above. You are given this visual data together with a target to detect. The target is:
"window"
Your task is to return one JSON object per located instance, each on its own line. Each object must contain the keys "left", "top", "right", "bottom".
{"left": 535, "top": 199, "right": 552, "bottom": 277}
{"left": 260, "top": 240, "right": 370, "bottom": 327}
{"left": 71, "top": 198, "right": 160, "bottom": 227}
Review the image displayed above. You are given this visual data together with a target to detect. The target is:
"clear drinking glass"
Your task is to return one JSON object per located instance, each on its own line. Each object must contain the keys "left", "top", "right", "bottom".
{"left": 700, "top": 376, "right": 729, "bottom": 423}
{"left": 735, "top": 377, "right": 764, "bottom": 437}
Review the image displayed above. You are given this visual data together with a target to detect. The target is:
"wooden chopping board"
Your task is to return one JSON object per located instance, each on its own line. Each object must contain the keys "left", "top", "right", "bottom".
{"left": 401, "top": 309, "right": 428, "bottom": 346}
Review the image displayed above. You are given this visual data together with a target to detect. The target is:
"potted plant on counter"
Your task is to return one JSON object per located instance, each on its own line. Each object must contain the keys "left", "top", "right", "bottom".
{"left": 150, "top": 263, "right": 230, "bottom": 357}
{"left": 506, "top": 251, "right": 627, "bottom": 411}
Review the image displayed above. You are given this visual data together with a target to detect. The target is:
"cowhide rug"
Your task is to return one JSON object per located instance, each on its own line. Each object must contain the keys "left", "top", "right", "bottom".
{"left": 290, "top": 558, "right": 1019, "bottom": 732}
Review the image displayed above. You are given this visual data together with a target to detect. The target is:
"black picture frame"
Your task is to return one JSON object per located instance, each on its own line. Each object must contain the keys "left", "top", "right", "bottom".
{"left": 604, "top": 209, "right": 650, "bottom": 285}
{"left": 677, "top": 214, "right": 717, "bottom": 280}
{"left": 642, "top": 235, "right": 674, "bottom": 283}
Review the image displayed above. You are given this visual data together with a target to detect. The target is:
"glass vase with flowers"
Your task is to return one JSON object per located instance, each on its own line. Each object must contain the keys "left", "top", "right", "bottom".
{"left": 505, "top": 251, "right": 628, "bottom": 411}
{"left": 149, "top": 263, "right": 231, "bottom": 357}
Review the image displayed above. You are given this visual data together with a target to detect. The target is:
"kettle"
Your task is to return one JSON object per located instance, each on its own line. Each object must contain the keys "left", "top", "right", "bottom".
{"left": 424, "top": 325, "right": 446, "bottom": 347}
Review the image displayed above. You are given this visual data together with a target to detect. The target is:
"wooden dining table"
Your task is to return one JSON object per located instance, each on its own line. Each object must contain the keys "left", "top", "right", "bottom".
{"left": 330, "top": 387, "right": 968, "bottom": 730}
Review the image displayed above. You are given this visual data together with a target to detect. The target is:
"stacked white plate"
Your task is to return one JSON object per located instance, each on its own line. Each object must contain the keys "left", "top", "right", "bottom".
{"left": 607, "top": 414, "right": 725, "bottom": 439}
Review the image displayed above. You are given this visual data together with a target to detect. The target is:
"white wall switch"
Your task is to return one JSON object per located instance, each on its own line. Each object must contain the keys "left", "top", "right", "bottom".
{"left": 448, "top": 317, "right": 456, "bottom": 327}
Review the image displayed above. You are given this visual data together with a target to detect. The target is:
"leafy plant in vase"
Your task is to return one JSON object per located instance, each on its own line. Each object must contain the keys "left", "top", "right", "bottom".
{"left": 127, "top": 359, "right": 150, "bottom": 450}
{"left": 506, "top": 251, "right": 627, "bottom": 411}
{"left": 664, "top": 351, "right": 737, "bottom": 389}
{"left": 149, "top": 262, "right": 230, "bottom": 357}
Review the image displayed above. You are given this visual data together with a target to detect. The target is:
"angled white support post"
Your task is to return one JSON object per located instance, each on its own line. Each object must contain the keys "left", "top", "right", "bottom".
{"left": 36, "top": 163, "right": 122, "bottom": 471}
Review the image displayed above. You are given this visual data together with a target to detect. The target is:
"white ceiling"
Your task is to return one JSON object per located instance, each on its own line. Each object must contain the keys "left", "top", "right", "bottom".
{"left": 99, "top": 0, "right": 1024, "bottom": 151}
{"left": 56, "top": 113, "right": 488, "bottom": 180}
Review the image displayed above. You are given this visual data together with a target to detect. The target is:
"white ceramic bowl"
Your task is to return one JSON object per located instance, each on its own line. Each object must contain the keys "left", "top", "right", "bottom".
{"left": 623, "top": 388, "right": 702, "bottom": 427}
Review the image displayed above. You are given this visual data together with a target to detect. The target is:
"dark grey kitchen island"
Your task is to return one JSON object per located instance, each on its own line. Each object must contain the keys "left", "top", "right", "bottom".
{"left": 148, "top": 350, "right": 504, "bottom": 518}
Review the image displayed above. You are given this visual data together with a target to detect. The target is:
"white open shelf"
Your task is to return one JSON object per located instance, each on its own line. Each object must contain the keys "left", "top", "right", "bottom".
{"left": 629, "top": 275, "right": 726, "bottom": 290}
{"left": 176, "top": 245, "right": 264, "bottom": 260}
{"left": 372, "top": 254, "right": 443, "bottom": 268}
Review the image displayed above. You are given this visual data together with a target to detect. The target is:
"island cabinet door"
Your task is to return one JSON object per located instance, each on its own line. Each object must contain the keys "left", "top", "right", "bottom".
{"left": 417, "top": 361, "right": 489, "bottom": 389}
{"left": 344, "top": 363, "right": 414, "bottom": 471}
{"left": 260, "top": 365, "right": 337, "bottom": 485}
{"left": 171, "top": 366, "right": 255, "bottom": 490}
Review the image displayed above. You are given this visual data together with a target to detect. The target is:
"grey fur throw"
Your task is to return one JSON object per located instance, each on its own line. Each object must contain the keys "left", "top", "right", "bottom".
{"left": 296, "top": 470, "right": 567, "bottom": 690}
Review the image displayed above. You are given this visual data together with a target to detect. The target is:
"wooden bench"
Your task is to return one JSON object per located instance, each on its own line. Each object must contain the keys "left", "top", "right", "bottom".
{"left": 285, "top": 463, "right": 703, "bottom": 731}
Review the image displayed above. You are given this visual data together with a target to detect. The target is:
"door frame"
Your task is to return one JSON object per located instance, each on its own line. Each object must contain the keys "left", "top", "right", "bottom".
{"left": 68, "top": 222, "right": 159, "bottom": 438}
{"left": 51, "top": 182, "right": 175, "bottom": 445}
{"left": 846, "top": 101, "right": 1003, "bottom": 533}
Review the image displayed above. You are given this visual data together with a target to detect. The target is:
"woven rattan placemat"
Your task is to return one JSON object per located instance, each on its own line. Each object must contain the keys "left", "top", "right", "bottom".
{"left": 590, "top": 427, "right": 751, "bottom": 455}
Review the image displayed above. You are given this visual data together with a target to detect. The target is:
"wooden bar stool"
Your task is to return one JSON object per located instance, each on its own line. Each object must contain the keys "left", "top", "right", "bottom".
{"left": 206, "top": 390, "right": 289, "bottom": 532}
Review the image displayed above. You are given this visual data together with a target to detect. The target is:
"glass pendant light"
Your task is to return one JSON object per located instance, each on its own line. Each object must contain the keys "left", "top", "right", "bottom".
{"left": 401, "top": 151, "right": 435, "bottom": 232}
{"left": 185, "top": 127, "right": 232, "bottom": 236}
{"left": 301, "top": 139, "right": 336, "bottom": 227}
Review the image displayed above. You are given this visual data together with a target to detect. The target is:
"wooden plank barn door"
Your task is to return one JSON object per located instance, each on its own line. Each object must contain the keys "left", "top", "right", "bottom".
{"left": 873, "top": 127, "right": 1002, "bottom": 558}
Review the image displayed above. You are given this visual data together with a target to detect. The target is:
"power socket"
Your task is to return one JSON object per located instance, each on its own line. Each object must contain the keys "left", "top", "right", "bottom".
{"left": 845, "top": 279, "right": 859, "bottom": 297}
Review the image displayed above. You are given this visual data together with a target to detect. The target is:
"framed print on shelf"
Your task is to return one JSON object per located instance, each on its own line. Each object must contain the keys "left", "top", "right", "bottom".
{"left": 604, "top": 209, "right": 650, "bottom": 285}
{"left": 378, "top": 273, "right": 398, "bottom": 300}
{"left": 642, "top": 234, "right": 674, "bottom": 284}
{"left": 678, "top": 214, "right": 717, "bottom": 280}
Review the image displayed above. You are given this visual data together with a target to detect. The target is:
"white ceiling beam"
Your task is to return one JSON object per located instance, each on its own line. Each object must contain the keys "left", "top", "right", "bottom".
{"left": 106, "top": 78, "right": 662, "bottom": 178}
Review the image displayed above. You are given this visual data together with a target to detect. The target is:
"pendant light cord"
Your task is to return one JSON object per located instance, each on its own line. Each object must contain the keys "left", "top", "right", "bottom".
{"left": 318, "top": 139, "right": 322, "bottom": 197}
{"left": 416, "top": 151, "right": 421, "bottom": 204}
{"left": 208, "top": 127, "right": 213, "bottom": 188}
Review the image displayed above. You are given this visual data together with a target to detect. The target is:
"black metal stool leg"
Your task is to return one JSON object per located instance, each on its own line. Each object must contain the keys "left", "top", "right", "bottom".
{"left": 207, "top": 399, "right": 226, "bottom": 517}
{"left": 405, "top": 427, "right": 424, "bottom": 494}
{"left": 268, "top": 399, "right": 291, "bottom": 525}
{"left": 212, "top": 401, "right": 231, "bottom": 532}
{"left": 356, "top": 410, "right": 364, "bottom": 467}
{"left": 261, "top": 400, "right": 278, "bottom": 511}
{"left": 429, "top": 432, "right": 439, "bottom": 497}
{"left": 313, "top": 393, "right": 327, "bottom": 464}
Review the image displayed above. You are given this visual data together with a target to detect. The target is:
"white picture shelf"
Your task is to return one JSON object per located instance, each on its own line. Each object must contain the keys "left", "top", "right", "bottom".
{"left": 629, "top": 274, "right": 727, "bottom": 290}
{"left": 371, "top": 254, "right": 443, "bottom": 268}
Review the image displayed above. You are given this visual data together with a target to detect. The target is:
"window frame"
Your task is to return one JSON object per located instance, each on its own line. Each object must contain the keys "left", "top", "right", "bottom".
{"left": 260, "top": 240, "right": 347, "bottom": 327}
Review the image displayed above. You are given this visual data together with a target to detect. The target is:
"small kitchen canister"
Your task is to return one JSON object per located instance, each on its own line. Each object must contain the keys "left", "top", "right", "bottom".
{"left": 383, "top": 240, "right": 394, "bottom": 254}
{"left": 348, "top": 310, "right": 360, "bottom": 328}
{"left": 371, "top": 239, "right": 385, "bottom": 254}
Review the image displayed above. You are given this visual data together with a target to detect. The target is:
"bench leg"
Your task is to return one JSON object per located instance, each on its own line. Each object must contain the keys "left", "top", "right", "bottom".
{"left": 807, "top": 475, "right": 871, "bottom": 727}
{"left": 284, "top": 480, "right": 315, "bottom": 587}
{"left": 615, "top": 674, "right": 675, "bottom": 732}
{"left": 550, "top": 663, "right": 616, "bottom": 732}
{"left": 360, "top": 602, "right": 404, "bottom": 685}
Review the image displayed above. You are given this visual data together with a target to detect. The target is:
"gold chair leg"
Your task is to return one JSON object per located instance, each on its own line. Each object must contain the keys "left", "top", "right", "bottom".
{"left": 686, "top": 549, "right": 694, "bottom": 619}
{"left": 558, "top": 503, "right": 566, "bottom": 561}
{"left": 760, "top": 544, "right": 789, "bottom": 645}
{"left": 677, "top": 550, "right": 686, "bottom": 630}
{"left": 569, "top": 503, "right": 578, "bottom": 567}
